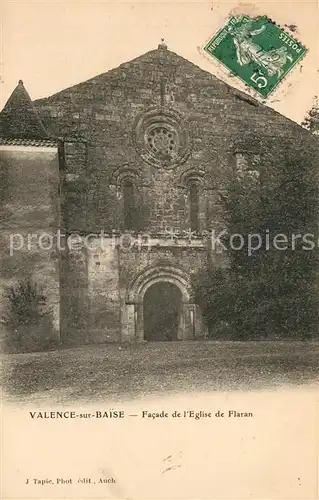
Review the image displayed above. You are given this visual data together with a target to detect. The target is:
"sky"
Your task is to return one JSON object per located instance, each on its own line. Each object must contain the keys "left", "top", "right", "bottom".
{"left": 1, "top": 0, "right": 318, "bottom": 124}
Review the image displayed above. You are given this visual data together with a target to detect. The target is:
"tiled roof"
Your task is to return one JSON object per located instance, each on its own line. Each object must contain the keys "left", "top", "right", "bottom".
{"left": 0, "top": 80, "right": 49, "bottom": 139}
{"left": 0, "top": 137, "right": 58, "bottom": 147}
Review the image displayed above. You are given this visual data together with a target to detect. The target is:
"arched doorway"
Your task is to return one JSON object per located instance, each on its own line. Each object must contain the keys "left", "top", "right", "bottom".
{"left": 123, "top": 264, "right": 198, "bottom": 342}
{"left": 143, "top": 282, "right": 182, "bottom": 341}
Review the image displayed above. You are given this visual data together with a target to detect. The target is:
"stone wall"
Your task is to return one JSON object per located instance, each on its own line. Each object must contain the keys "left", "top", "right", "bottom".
{"left": 59, "top": 235, "right": 215, "bottom": 343}
{"left": 28, "top": 46, "right": 310, "bottom": 343}
{"left": 34, "top": 47, "right": 307, "bottom": 236}
{"left": 0, "top": 146, "right": 60, "bottom": 335}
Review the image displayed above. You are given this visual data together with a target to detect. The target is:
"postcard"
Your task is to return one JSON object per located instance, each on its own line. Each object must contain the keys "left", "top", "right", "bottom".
{"left": 1, "top": 0, "right": 318, "bottom": 499}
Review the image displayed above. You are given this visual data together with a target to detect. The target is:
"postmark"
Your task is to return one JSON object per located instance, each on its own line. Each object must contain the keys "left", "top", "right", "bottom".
{"left": 203, "top": 15, "right": 307, "bottom": 98}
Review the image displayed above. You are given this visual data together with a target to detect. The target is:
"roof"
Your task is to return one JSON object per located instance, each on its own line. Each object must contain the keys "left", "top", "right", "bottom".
{"left": 32, "top": 45, "right": 306, "bottom": 137}
{"left": 0, "top": 137, "right": 58, "bottom": 147}
{"left": 2, "top": 45, "right": 308, "bottom": 141}
{"left": 0, "top": 80, "right": 49, "bottom": 139}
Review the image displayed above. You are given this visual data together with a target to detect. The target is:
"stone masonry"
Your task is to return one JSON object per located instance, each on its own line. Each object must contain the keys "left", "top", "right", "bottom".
{"left": 0, "top": 42, "right": 311, "bottom": 344}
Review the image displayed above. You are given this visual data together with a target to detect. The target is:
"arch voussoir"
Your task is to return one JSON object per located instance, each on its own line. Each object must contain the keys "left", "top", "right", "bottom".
{"left": 126, "top": 265, "right": 191, "bottom": 304}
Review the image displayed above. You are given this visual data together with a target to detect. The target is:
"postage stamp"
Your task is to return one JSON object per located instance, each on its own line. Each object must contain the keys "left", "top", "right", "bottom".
{"left": 203, "top": 15, "right": 307, "bottom": 98}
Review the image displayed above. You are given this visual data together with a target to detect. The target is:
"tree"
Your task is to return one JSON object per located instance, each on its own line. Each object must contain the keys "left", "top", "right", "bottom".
{"left": 302, "top": 96, "right": 319, "bottom": 134}
{"left": 4, "top": 278, "right": 58, "bottom": 352}
{"left": 192, "top": 267, "right": 235, "bottom": 337}
{"left": 194, "top": 136, "right": 318, "bottom": 339}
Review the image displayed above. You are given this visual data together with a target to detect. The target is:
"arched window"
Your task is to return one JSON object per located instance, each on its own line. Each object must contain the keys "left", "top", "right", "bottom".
{"left": 189, "top": 181, "right": 200, "bottom": 232}
{"left": 235, "top": 153, "right": 260, "bottom": 182}
{"left": 123, "top": 179, "right": 136, "bottom": 230}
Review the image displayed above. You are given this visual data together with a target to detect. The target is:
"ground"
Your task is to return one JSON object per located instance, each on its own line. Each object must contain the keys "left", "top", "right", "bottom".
{"left": 2, "top": 341, "right": 318, "bottom": 405}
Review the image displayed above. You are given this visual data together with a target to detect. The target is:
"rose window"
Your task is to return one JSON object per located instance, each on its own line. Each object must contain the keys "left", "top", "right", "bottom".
{"left": 134, "top": 108, "right": 192, "bottom": 169}
{"left": 146, "top": 127, "right": 178, "bottom": 159}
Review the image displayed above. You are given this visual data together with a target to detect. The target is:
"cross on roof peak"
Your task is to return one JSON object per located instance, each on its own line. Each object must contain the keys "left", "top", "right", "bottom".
{"left": 158, "top": 38, "right": 167, "bottom": 50}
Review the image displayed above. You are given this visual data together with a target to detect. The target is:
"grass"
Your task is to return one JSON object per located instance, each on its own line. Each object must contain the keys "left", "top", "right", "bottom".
{"left": 2, "top": 340, "right": 319, "bottom": 405}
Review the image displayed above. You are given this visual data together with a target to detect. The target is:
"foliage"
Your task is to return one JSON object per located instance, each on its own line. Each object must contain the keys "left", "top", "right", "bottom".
{"left": 194, "top": 137, "right": 318, "bottom": 339}
{"left": 3, "top": 279, "right": 59, "bottom": 353}
{"left": 192, "top": 268, "right": 235, "bottom": 337}
{"left": 301, "top": 96, "right": 319, "bottom": 134}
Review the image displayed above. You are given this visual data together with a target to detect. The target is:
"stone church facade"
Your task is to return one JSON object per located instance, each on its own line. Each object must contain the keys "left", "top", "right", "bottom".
{"left": 0, "top": 42, "right": 308, "bottom": 344}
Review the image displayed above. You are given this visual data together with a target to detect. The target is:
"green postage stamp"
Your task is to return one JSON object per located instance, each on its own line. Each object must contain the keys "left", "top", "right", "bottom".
{"left": 203, "top": 15, "right": 307, "bottom": 98}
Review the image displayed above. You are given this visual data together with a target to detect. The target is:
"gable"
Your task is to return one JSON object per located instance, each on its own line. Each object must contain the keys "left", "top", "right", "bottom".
{"left": 31, "top": 46, "right": 306, "bottom": 141}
